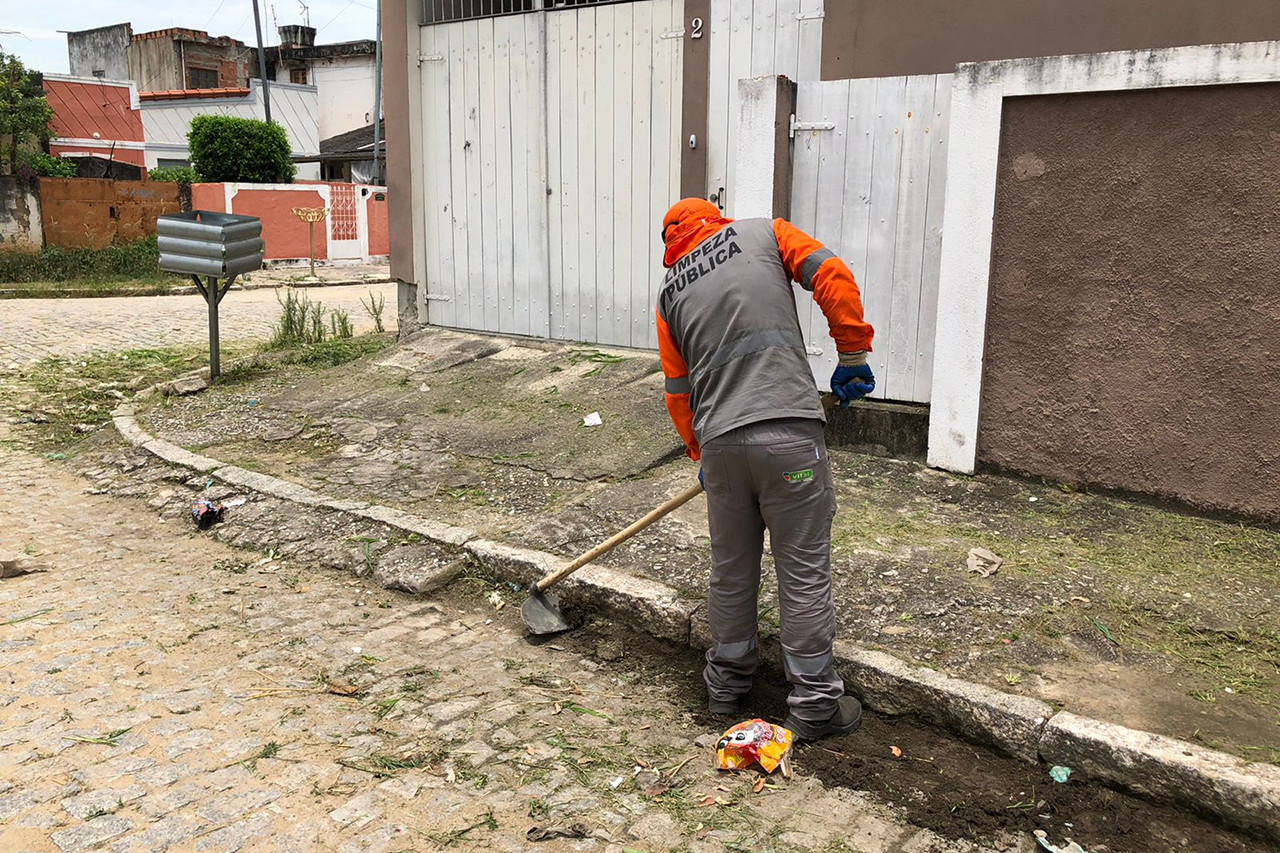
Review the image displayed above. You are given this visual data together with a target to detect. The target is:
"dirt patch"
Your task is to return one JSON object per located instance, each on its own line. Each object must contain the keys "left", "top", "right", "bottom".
{"left": 542, "top": 619, "right": 1267, "bottom": 853}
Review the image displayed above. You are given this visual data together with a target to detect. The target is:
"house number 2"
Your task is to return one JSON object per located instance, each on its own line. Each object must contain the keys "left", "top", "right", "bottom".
{"left": 691, "top": 17, "right": 704, "bottom": 39}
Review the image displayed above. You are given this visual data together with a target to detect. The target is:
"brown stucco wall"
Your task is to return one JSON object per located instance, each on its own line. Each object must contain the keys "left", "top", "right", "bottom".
{"left": 39, "top": 178, "right": 180, "bottom": 250}
{"left": 821, "top": 0, "right": 1280, "bottom": 79}
{"left": 977, "top": 83, "right": 1280, "bottom": 522}
{"left": 678, "top": 0, "right": 710, "bottom": 199}
{"left": 382, "top": 0, "right": 414, "bottom": 285}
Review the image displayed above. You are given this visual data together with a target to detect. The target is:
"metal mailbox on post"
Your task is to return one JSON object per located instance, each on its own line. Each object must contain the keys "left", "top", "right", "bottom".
{"left": 157, "top": 211, "right": 265, "bottom": 380}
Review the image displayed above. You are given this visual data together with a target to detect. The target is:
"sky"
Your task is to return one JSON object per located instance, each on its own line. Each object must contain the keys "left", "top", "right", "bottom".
{"left": 1, "top": 0, "right": 378, "bottom": 74}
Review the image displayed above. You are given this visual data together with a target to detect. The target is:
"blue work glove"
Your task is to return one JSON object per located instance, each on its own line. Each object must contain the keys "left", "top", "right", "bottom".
{"left": 698, "top": 467, "right": 705, "bottom": 490}
{"left": 831, "top": 354, "right": 875, "bottom": 407}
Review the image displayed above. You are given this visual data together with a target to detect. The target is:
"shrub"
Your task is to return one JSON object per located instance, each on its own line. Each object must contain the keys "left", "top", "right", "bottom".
{"left": 19, "top": 152, "right": 75, "bottom": 178}
{"left": 187, "top": 115, "right": 296, "bottom": 184}
{"left": 148, "top": 165, "right": 200, "bottom": 183}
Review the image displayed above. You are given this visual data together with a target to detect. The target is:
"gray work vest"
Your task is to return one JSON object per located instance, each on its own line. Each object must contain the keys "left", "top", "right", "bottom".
{"left": 657, "top": 217, "right": 824, "bottom": 443}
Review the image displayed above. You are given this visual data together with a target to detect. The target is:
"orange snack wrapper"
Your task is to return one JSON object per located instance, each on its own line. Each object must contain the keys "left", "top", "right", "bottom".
{"left": 714, "top": 719, "right": 794, "bottom": 774}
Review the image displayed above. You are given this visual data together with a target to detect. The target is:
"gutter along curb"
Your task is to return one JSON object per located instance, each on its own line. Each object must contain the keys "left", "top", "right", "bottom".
{"left": 112, "top": 404, "right": 1280, "bottom": 842}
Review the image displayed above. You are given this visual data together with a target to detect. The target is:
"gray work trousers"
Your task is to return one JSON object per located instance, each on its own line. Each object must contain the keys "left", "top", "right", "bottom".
{"left": 700, "top": 417, "right": 842, "bottom": 721}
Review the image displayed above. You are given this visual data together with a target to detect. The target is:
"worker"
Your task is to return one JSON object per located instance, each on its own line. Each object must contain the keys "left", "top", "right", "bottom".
{"left": 655, "top": 198, "right": 875, "bottom": 742}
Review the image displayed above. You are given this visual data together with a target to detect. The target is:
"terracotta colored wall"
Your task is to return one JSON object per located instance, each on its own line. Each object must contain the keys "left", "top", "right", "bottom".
{"left": 978, "top": 83, "right": 1280, "bottom": 522}
{"left": 230, "top": 188, "right": 329, "bottom": 261}
{"left": 190, "top": 183, "right": 224, "bottom": 212}
{"left": 47, "top": 145, "right": 147, "bottom": 168}
{"left": 365, "top": 190, "right": 389, "bottom": 257}
{"left": 821, "top": 0, "right": 1280, "bottom": 79}
{"left": 39, "top": 178, "right": 180, "bottom": 249}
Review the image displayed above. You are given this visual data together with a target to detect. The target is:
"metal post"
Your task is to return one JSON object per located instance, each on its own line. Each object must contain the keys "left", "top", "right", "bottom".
{"left": 372, "top": 0, "right": 383, "bottom": 184}
{"left": 308, "top": 220, "right": 316, "bottom": 278}
{"left": 253, "top": 0, "right": 273, "bottom": 123}
{"left": 206, "top": 275, "right": 221, "bottom": 380}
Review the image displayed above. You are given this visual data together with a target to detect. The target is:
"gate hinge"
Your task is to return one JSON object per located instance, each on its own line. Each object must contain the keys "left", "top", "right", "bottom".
{"left": 424, "top": 293, "right": 452, "bottom": 302}
{"left": 789, "top": 114, "right": 836, "bottom": 138}
{"left": 795, "top": 10, "right": 824, "bottom": 20}
{"left": 805, "top": 344, "right": 824, "bottom": 356}
{"left": 660, "top": 29, "right": 686, "bottom": 39}
{"left": 418, "top": 53, "right": 445, "bottom": 65}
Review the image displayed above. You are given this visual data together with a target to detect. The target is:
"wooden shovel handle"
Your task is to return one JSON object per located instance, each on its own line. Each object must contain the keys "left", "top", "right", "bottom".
{"left": 535, "top": 481, "right": 705, "bottom": 592}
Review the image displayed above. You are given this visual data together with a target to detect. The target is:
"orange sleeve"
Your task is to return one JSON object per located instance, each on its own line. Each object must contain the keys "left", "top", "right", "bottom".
{"left": 655, "top": 308, "right": 700, "bottom": 461}
{"left": 773, "top": 218, "right": 874, "bottom": 353}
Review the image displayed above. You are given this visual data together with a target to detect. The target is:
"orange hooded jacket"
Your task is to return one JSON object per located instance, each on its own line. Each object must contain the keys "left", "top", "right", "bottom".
{"left": 655, "top": 198, "right": 873, "bottom": 461}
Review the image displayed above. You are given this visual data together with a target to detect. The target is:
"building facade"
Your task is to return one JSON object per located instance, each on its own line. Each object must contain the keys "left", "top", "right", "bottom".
{"left": 266, "top": 25, "right": 379, "bottom": 141}
{"left": 66, "top": 24, "right": 250, "bottom": 92}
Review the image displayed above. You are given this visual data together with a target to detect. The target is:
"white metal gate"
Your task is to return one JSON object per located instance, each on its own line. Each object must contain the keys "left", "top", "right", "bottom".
{"left": 790, "top": 74, "right": 952, "bottom": 404}
{"left": 417, "top": 1, "right": 684, "bottom": 348}
{"left": 326, "top": 183, "right": 366, "bottom": 260}
{"left": 705, "top": 0, "right": 823, "bottom": 216}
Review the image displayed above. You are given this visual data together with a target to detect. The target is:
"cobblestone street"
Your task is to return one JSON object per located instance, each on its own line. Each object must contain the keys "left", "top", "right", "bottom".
{"left": 0, "top": 282, "right": 397, "bottom": 364}
{"left": 0, "top": 445, "right": 955, "bottom": 853}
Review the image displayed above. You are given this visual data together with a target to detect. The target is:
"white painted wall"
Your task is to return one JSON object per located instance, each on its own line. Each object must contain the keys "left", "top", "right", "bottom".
{"left": 928, "top": 40, "right": 1280, "bottom": 473}
{"left": 140, "top": 80, "right": 321, "bottom": 180}
{"left": 276, "top": 54, "right": 377, "bottom": 141}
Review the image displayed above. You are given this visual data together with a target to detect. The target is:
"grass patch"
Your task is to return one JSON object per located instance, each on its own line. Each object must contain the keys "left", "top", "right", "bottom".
{"left": 0, "top": 236, "right": 181, "bottom": 292}
{"left": 1, "top": 346, "right": 242, "bottom": 450}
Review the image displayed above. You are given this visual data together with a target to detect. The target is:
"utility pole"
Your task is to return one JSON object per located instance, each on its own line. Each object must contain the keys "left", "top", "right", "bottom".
{"left": 252, "top": 0, "right": 273, "bottom": 123}
{"left": 372, "top": 0, "right": 383, "bottom": 184}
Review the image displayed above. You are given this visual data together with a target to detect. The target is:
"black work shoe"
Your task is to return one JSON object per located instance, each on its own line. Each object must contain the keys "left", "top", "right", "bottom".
{"left": 708, "top": 695, "right": 745, "bottom": 718}
{"left": 783, "top": 696, "right": 863, "bottom": 742}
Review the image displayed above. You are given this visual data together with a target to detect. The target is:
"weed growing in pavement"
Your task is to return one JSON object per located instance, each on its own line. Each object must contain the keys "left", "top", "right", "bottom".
{"left": 213, "top": 558, "right": 249, "bottom": 574}
{"left": 329, "top": 309, "right": 354, "bottom": 340}
{"left": 361, "top": 290, "right": 387, "bottom": 333}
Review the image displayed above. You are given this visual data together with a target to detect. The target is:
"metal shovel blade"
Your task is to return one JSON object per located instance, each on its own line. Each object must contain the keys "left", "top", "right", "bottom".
{"left": 521, "top": 586, "right": 571, "bottom": 635}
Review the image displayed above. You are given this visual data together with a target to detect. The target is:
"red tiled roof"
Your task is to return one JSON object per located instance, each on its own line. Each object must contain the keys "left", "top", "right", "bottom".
{"left": 139, "top": 87, "right": 251, "bottom": 101}
{"left": 43, "top": 78, "right": 144, "bottom": 143}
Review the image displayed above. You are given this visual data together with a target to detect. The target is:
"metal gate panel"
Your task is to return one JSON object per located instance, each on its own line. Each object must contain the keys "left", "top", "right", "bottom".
{"left": 419, "top": 2, "right": 681, "bottom": 347}
{"left": 705, "top": 0, "right": 822, "bottom": 217}
{"left": 544, "top": 0, "right": 683, "bottom": 347}
{"left": 790, "top": 73, "right": 952, "bottom": 403}
{"left": 418, "top": 14, "right": 552, "bottom": 337}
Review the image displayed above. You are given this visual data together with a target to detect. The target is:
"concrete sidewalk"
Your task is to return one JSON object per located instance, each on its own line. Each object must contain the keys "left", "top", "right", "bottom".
{"left": 125, "top": 326, "right": 1280, "bottom": 767}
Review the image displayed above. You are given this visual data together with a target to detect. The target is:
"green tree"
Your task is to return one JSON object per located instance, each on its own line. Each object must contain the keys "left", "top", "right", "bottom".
{"left": 0, "top": 53, "right": 54, "bottom": 173}
{"left": 187, "top": 115, "right": 296, "bottom": 183}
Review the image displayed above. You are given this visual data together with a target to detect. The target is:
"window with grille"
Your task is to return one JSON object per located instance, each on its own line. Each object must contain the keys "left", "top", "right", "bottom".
{"left": 290, "top": 67, "right": 309, "bottom": 85}
{"left": 188, "top": 67, "right": 218, "bottom": 89}
{"left": 422, "top": 0, "right": 641, "bottom": 25}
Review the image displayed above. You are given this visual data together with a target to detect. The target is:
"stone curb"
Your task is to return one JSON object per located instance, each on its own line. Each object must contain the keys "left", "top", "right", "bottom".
{"left": 110, "top": 405, "right": 1280, "bottom": 842}
{"left": 1040, "top": 712, "right": 1280, "bottom": 842}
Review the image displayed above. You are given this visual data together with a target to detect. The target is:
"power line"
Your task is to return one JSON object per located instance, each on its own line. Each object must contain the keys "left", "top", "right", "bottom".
{"left": 316, "top": 0, "right": 358, "bottom": 35}
{"left": 205, "top": 0, "right": 231, "bottom": 29}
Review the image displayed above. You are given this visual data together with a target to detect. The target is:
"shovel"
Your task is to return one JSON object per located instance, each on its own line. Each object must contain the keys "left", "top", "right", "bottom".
{"left": 521, "top": 392, "right": 849, "bottom": 635}
{"left": 521, "top": 481, "right": 705, "bottom": 635}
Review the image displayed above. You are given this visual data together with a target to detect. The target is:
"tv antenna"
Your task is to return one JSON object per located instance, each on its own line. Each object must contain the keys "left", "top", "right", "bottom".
{"left": 297, "top": 1, "right": 311, "bottom": 26}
